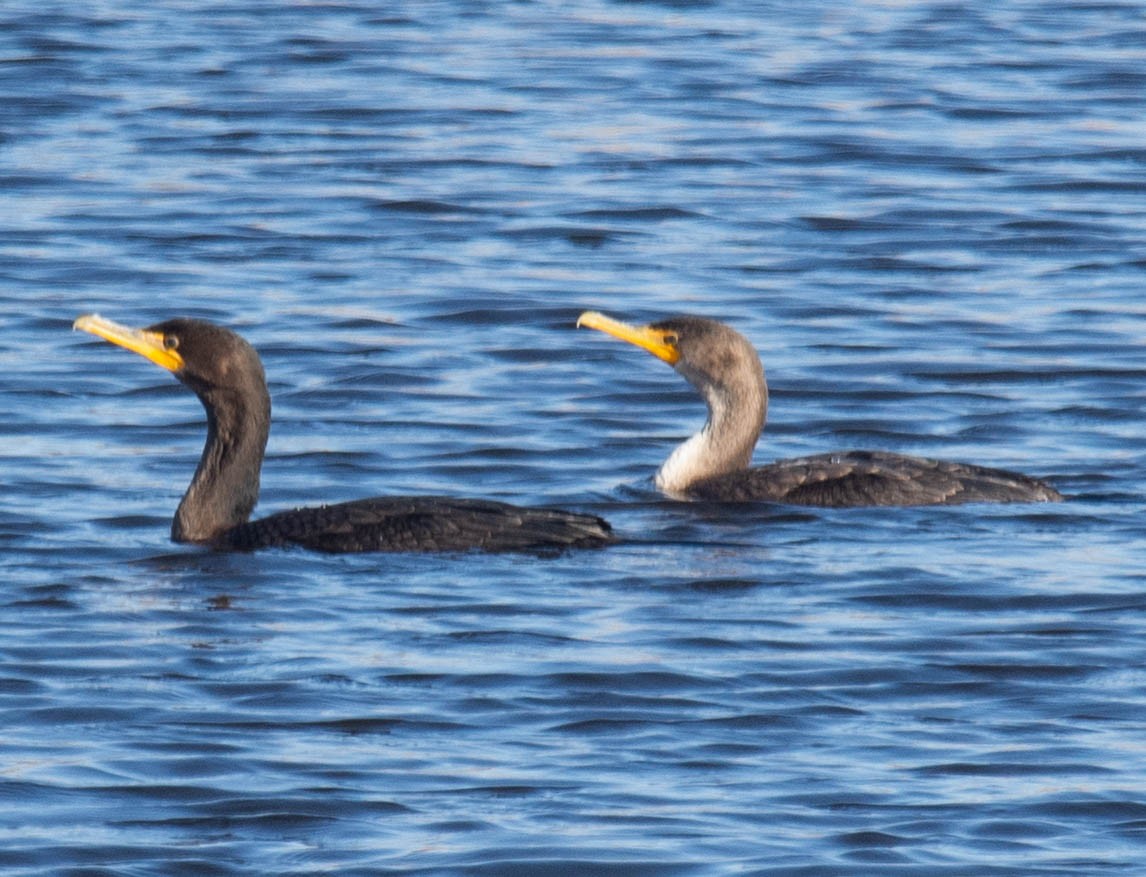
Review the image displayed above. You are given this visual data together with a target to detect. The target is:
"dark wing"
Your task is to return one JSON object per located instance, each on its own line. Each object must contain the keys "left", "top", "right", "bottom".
{"left": 686, "top": 450, "right": 1062, "bottom": 507}
{"left": 221, "top": 497, "right": 614, "bottom": 553}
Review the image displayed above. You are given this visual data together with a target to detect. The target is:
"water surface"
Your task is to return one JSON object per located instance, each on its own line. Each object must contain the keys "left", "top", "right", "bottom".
{"left": 2, "top": 2, "right": 1145, "bottom": 874}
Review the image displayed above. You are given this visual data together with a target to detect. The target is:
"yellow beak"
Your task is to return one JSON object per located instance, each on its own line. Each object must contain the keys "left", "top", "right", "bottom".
{"left": 576, "top": 311, "right": 680, "bottom": 365}
{"left": 73, "top": 314, "right": 185, "bottom": 372}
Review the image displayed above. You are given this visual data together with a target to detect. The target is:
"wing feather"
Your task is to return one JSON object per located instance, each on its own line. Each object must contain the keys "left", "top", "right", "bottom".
{"left": 220, "top": 497, "right": 614, "bottom": 553}
{"left": 686, "top": 451, "right": 1061, "bottom": 506}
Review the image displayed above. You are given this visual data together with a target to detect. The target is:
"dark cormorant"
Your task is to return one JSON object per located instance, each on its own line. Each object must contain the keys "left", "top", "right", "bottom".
{"left": 74, "top": 314, "right": 614, "bottom": 553}
{"left": 577, "top": 311, "right": 1062, "bottom": 507}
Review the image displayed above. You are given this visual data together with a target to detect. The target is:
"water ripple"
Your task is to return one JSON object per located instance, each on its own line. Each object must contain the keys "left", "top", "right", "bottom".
{"left": 3, "top": 1, "right": 1146, "bottom": 874}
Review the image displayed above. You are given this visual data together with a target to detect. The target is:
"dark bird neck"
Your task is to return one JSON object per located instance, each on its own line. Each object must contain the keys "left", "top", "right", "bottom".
{"left": 173, "top": 377, "right": 271, "bottom": 544}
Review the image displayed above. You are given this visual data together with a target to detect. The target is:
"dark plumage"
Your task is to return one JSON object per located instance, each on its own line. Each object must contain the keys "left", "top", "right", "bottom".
{"left": 220, "top": 497, "right": 614, "bottom": 554}
{"left": 577, "top": 311, "right": 1062, "bottom": 507}
{"left": 685, "top": 450, "right": 1061, "bottom": 506}
{"left": 74, "top": 315, "right": 614, "bottom": 553}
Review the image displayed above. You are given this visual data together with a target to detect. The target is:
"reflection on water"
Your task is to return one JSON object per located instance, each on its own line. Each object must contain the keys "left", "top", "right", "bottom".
{"left": 3, "top": 1, "right": 1146, "bottom": 874}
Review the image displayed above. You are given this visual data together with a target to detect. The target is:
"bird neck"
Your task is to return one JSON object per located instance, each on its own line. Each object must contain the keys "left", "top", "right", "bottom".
{"left": 655, "top": 362, "right": 767, "bottom": 495}
{"left": 172, "top": 385, "right": 270, "bottom": 544}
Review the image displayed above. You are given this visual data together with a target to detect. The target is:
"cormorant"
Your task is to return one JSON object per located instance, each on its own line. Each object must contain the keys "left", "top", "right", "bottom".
{"left": 577, "top": 311, "right": 1062, "bottom": 506}
{"left": 74, "top": 314, "right": 614, "bottom": 552}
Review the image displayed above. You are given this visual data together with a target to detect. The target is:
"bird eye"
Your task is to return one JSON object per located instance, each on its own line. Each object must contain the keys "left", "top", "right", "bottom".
{"left": 664, "top": 333, "right": 679, "bottom": 346}
{"left": 164, "top": 335, "right": 180, "bottom": 351}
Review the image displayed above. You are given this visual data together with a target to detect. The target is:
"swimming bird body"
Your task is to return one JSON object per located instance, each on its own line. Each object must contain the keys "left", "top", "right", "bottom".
{"left": 74, "top": 315, "right": 613, "bottom": 553}
{"left": 577, "top": 311, "right": 1061, "bottom": 507}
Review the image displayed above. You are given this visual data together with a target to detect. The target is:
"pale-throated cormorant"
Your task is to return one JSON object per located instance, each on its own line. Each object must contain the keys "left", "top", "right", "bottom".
{"left": 577, "top": 311, "right": 1062, "bottom": 506}
{"left": 74, "top": 315, "right": 614, "bottom": 552}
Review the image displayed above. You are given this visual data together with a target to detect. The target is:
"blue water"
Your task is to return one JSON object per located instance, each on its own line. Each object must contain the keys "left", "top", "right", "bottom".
{"left": 3, "top": 1, "right": 1146, "bottom": 873}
